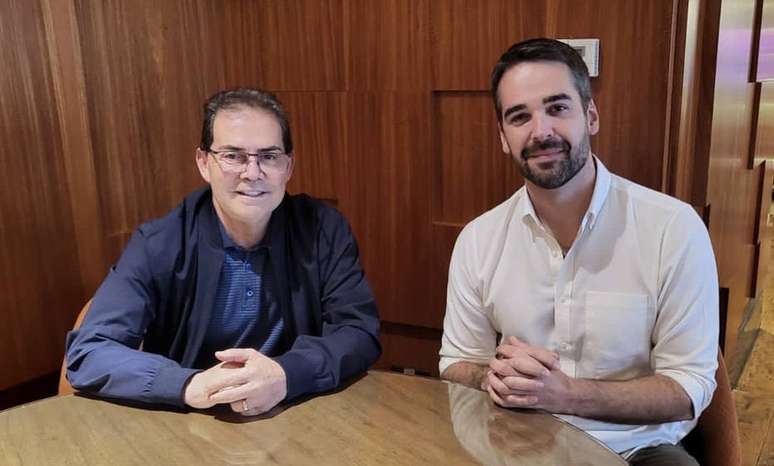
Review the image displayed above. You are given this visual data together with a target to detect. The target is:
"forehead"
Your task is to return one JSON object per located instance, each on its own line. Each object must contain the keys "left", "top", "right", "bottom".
{"left": 211, "top": 106, "right": 282, "bottom": 146}
{"left": 497, "top": 61, "right": 580, "bottom": 108}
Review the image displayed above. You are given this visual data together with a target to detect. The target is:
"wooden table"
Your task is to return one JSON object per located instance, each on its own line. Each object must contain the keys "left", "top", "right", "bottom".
{"left": 0, "top": 371, "right": 626, "bottom": 465}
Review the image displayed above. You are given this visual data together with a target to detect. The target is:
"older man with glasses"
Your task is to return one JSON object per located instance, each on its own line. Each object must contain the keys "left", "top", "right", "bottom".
{"left": 65, "top": 88, "right": 381, "bottom": 416}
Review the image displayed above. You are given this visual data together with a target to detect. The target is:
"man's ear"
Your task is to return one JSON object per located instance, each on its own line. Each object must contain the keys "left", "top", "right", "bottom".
{"left": 498, "top": 123, "right": 511, "bottom": 154}
{"left": 285, "top": 154, "right": 295, "bottom": 182}
{"left": 586, "top": 99, "right": 600, "bottom": 136}
{"left": 195, "top": 148, "right": 211, "bottom": 183}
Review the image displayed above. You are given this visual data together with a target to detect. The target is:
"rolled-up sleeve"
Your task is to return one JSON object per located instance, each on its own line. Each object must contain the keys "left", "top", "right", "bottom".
{"left": 652, "top": 206, "right": 719, "bottom": 418}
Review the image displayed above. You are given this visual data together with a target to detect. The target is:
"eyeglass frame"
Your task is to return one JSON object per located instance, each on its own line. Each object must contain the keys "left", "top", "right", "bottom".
{"left": 206, "top": 148, "right": 292, "bottom": 173}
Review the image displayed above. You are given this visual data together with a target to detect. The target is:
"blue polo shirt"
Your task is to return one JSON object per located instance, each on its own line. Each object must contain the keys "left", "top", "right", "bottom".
{"left": 194, "top": 222, "right": 285, "bottom": 367}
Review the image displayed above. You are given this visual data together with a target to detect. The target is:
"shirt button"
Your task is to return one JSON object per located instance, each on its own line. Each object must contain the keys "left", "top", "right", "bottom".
{"left": 246, "top": 289, "right": 254, "bottom": 297}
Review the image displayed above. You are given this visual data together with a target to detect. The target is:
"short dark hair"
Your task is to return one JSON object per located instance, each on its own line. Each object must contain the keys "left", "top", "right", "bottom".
{"left": 491, "top": 38, "right": 592, "bottom": 120}
{"left": 200, "top": 88, "right": 293, "bottom": 154}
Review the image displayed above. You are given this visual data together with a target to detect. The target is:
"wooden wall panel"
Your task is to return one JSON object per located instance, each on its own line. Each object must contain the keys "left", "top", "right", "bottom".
{"left": 0, "top": 0, "right": 84, "bottom": 390}
{"left": 432, "top": 0, "right": 675, "bottom": 192}
{"left": 223, "top": 0, "right": 346, "bottom": 91}
{"left": 75, "top": 0, "right": 351, "bottom": 264}
{"left": 432, "top": 0, "right": 547, "bottom": 90}
{"left": 751, "top": 161, "right": 773, "bottom": 297}
{"left": 278, "top": 92, "right": 347, "bottom": 201}
{"left": 75, "top": 0, "right": 218, "bottom": 262}
{"left": 433, "top": 92, "right": 522, "bottom": 225}
{"left": 429, "top": 223, "right": 465, "bottom": 329}
{"left": 755, "top": 82, "right": 774, "bottom": 160}
{"left": 40, "top": 0, "right": 106, "bottom": 295}
{"left": 343, "top": 93, "right": 434, "bottom": 327}
{"left": 550, "top": 0, "right": 675, "bottom": 191}
{"left": 375, "top": 323, "right": 443, "bottom": 377}
{"left": 705, "top": 0, "right": 761, "bottom": 354}
{"left": 346, "top": 0, "right": 431, "bottom": 90}
{"left": 757, "top": 0, "right": 774, "bottom": 80}
{"left": 754, "top": 161, "right": 773, "bottom": 245}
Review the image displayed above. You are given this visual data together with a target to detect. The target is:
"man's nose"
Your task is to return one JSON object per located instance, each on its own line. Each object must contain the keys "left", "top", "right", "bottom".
{"left": 530, "top": 113, "right": 555, "bottom": 142}
{"left": 241, "top": 157, "right": 264, "bottom": 181}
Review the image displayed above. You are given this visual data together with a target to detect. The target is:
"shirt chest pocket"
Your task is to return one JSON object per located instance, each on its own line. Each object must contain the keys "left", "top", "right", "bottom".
{"left": 584, "top": 291, "right": 655, "bottom": 380}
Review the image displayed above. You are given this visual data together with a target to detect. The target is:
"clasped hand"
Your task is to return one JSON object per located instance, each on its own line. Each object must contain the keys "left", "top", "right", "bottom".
{"left": 183, "top": 348, "right": 287, "bottom": 416}
{"left": 486, "top": 336, "right": 573, "bottom": 414}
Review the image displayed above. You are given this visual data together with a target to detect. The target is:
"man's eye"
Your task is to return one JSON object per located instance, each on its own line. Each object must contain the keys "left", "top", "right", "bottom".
{"left": 260, "top": 152, "right": 281, "bottom": 161}
{"left": 222, "top": 152, "right": 242, "bottom": 161}
{"left": 510, "top": 114, "right": 529, "bottom": 125}
{"left": 549, "top": 104, "right": 569, "bottom": 113}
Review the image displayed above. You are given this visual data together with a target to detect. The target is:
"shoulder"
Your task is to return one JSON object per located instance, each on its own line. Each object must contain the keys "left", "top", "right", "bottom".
{"left": 133, "top": 187, "right": 212, "bottom": 254}
{"left": 283, "top": 193, "right": 350, "bottom": 232}
{"left": 457, "top": 189, "right": 522, "bottom": 248}
{"left": 607, "top": 175, "right": 701, "bottom": 228}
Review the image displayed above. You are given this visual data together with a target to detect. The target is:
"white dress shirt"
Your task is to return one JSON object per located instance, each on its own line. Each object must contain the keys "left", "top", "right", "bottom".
{"left": 439, "top": 156, "right": 719, "bottom": 456}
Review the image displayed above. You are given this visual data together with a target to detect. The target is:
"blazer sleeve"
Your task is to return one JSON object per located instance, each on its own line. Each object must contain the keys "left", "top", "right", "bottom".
{"left": 65, "top": 228, "right": 199, "bottom": 407}
{"left": 274, "top": 208, "right": 381, "bottom": 400}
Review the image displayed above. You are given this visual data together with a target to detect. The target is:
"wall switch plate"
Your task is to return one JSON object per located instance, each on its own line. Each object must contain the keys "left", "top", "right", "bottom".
{"left": 558, "top": 38, "right": 600, "bottom": 77}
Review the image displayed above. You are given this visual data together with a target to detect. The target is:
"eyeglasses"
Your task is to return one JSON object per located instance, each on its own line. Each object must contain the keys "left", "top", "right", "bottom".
{"left": 208, "top": 149, "right": 290, "bottom": 173}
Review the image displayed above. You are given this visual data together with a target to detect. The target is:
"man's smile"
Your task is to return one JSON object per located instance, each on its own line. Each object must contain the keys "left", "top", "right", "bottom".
{"left": 236, "top": 190, "right": 268, "bottom": 198}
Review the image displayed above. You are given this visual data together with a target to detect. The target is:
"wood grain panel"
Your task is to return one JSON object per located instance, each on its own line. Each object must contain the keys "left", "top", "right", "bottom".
{"left": 705, "top": 0, "right": 760, "bottom": 354}
{"left": 40, "top": 0, "right": 106, "bottom": 295}
{"left": 432, "top": 0, "right": 547, "bottom": 90}
{"left": 755, "top": 81, "right": 774, "bottom": 161}
{"left": 375, "top": 322, "right": 443, "bottom": 377}
{"left": 222, "top": 0, "right": 345, "bottom": 91}
{"left": 751, "top": 160, "right": 773, "bottom": 300}
{"left": 430, "top": 223, "right": 465, "bottom": 328}
{"left": 75, "top": 0, "right": 349, "bottom": 257}
{"left": 752, "top": 241, "right": 768, "bottom": 298}
{"left": 757, "top": 0, "right": 774, "bottom": 80}
{"left": 346, "top": 0, "right": 431, "bottom": 90}
{"left": 668, "top": 0, "right": 723, "bottom": 206}
{"left": 75, "top": 0, "right": 218, "bottom": 248}
{"left": 433, "top": 91, "right": 522, "bottom": 225}
{"left": 0, "top": 0, "right": 84, "bottom": 390}
{"left": 342, "top": 92, "right": 434, "bottom": 327}
{"left": 754, "top": 160, "right": 773, "bottom": 245}
{"left": 551, "top": 0, "right": 675, "bottom": 191}
{"left": 433, "top": 0, "right": 675, "bottom": 191}
{"left": 277, "top": 92, "right": 346, "bottom": 201}
{"left": 747, "top": 82, "right": 763, "bottom": 169}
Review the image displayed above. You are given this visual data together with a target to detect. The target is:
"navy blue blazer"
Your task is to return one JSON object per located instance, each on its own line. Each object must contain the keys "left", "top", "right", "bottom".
{"left": 66, "top": 188, "right": 381, "bottom": 407}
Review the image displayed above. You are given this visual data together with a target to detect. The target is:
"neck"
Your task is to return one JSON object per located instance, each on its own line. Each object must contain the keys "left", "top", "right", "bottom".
{"left": 213, "top": 204, "right": 270, "bottom": 250}
{"left": 526, "top": 155, "right": 597, "bottom": 247}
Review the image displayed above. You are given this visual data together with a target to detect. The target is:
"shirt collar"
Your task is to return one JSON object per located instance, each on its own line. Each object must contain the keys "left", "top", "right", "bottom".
{"left": 583, "top": 155, "right": 611, "bottom": 231}
{"left": 519, "top": 154, "right": 611, "bottom": 231}
{"left": 216, "top": 201, "right": 286, "bottom": 253}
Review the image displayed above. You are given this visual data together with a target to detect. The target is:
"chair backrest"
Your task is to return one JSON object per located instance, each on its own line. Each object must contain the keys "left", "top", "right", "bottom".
{"left": 58, "top": 300, "right": 92, "bottom": 396}
{"left": 682, "top": 350, "right": 741, "bottom": 466}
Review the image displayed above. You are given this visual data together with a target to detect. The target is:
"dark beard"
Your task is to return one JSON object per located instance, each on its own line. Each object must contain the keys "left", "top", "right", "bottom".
{"left": 518, "top": 135, "right": 590, "bottom": 189}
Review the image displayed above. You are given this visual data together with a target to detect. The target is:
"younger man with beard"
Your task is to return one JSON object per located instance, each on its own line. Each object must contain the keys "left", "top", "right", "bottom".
{"left": 439, "top": 39, "right": 718, "bottom": 465}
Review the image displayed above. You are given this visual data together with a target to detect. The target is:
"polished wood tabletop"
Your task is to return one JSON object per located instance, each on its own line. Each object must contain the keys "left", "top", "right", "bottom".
{"left": 0, "top": 371, "right": 626, "bottom": 465}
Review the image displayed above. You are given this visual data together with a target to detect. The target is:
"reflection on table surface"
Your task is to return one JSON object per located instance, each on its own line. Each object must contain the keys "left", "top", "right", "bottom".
{"left": 448, "top": 382, "right": 626, "bottom": 465}
{"left": 0, "top": 371, "right": 625, "bottom": 465}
